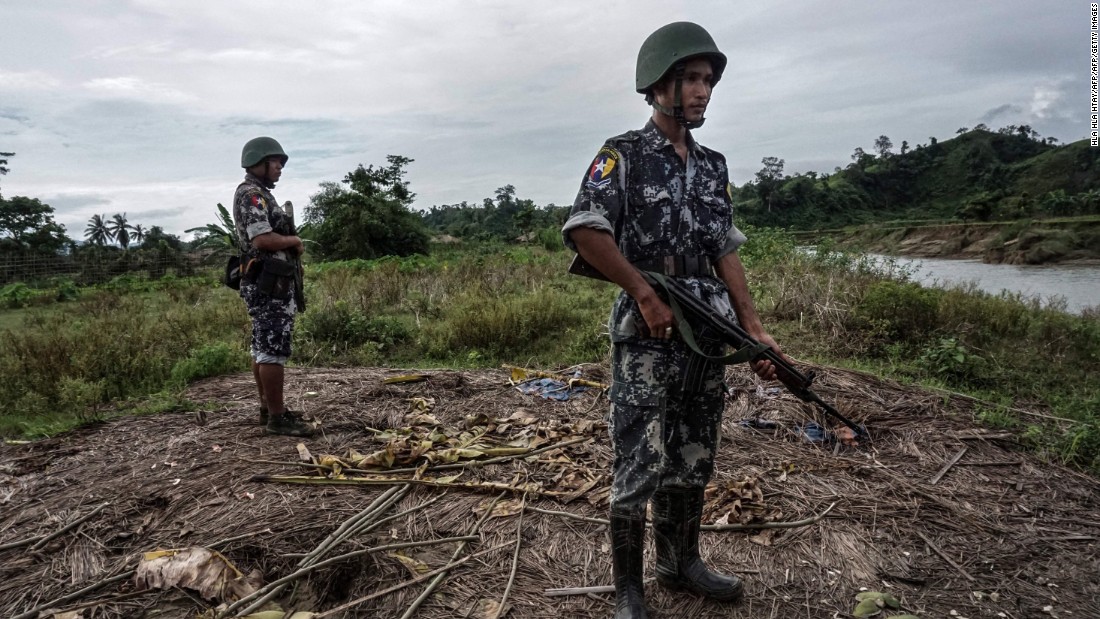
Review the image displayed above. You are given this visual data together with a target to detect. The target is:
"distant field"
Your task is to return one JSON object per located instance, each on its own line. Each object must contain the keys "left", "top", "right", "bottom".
{"left": 2, "top": 233, "right": 1098, "bottom": 471}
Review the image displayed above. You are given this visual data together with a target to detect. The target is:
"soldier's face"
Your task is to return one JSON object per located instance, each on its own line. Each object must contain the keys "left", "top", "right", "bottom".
{"left": 263, "top": 157, "right": 284, "bottom": 183}
{"left": 653, "top": 58, "right": 714, "bottom": 122}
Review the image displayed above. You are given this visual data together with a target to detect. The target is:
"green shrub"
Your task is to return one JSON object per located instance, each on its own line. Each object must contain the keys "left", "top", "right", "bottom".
{"left": 1, "top": 283, "right": 34, "bottom": 308}
{"left": 918, "top": 337, "right": 989, "bottom": 384}
{"left": 169, "top": 342, "right": 246, "bottom": 388}
{"left": 300, "top": 301, "right": 411, "bottom": 349}
{"left": 852, "top": 280, "right": 941, "bottom": 343}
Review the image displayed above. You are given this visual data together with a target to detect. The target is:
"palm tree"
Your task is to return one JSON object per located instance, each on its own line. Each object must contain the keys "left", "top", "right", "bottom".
{"left": 108, "top": 213, "right": 132, "bottom": 249}
{"left": 185, "top": 203, "right": 239, "bottom": 262}
{"left": 84, "top": 214, "right": 112, "bottom": 246}
{"left": 131, "top": 224, "right": 147, "bottom": 246}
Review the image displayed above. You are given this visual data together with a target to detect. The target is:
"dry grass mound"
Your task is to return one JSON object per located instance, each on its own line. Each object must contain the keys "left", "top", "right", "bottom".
{"left": 1, "top": 365, "right": 1098, "bottom": 618}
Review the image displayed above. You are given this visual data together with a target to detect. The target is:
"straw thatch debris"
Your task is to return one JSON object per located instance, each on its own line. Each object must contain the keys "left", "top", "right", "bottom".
{"left": 2, "top": 364, "right": 1098, "bottom": 618}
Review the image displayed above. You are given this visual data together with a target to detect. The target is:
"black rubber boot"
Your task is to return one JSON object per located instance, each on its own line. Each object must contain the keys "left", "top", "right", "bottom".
{"left": 259, "top": 406, "right": 269, "bottom": 426}
{"left": 610, "top": 511, "right": 649, "bottom": 619}
{"left": 266, "top": 410, "right": 317, "bottom": 437}
{"left": 652, "top": 487, "right": 743, "bottom": 601}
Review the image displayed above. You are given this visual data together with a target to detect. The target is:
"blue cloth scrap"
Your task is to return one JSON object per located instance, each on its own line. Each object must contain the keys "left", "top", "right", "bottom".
{"left": 515, "top": 377, "right": 587, "bottom": 401}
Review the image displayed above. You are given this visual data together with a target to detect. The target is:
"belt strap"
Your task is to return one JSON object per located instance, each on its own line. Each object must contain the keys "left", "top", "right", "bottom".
{"left": 630, "top": 255, "right": 715, "bottom": 278}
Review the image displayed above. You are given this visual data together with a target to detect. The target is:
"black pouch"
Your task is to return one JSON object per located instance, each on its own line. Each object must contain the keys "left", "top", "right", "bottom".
{"left": 256, "top": 258, "right": 296, "bottom": 300}
{"left": 224, "top": 255, "right": 242, "bottom": 290}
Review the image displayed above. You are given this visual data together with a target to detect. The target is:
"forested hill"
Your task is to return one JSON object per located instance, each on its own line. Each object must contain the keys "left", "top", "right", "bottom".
{"left": 734, "top": 126, "right": 1100, "bottom": 230}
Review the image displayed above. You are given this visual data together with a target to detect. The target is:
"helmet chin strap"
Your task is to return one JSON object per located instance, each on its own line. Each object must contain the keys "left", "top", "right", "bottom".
{"left": 647, "top": 63, "right": 706, "bottom": 129}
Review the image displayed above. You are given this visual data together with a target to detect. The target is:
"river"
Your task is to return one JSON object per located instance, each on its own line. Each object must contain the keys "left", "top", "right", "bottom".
{"left": 865, "top": 254, "right": 1100, "bottom": 315}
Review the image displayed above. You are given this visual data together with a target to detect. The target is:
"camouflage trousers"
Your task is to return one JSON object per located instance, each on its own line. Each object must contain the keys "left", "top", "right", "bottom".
{"left": 607, "top": 334, "right": 726, "bottom": 516}
{"left": 240, "top": 281, "right": 296, "bottom": 364}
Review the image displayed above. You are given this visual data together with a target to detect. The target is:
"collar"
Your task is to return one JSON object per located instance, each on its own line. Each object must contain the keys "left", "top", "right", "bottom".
{"left": 640, "top": 119, "right": 705, "bottom": 158}
{"left": 243, "top": 172, "right": 276, "bottom": 190}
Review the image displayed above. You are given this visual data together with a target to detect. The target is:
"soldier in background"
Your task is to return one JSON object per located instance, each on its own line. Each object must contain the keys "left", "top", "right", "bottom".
{"left": 563, "top": 23, "right": 787, "bottom": 618}
{"left": 232, "top": 137, "right": 315, "bottom": 437}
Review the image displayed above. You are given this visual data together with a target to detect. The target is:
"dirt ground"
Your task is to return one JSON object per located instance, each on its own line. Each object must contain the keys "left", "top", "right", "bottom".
{"left": 1, "top": 364, "right": 1098, "bottom": 619}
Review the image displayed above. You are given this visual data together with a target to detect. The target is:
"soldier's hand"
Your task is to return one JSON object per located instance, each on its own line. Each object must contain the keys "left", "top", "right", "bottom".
{"left": 637, "top": 293, "right": 675, "bottom": 340}
{"left": 750, "top": 332, "right": 787, "bottom": 381}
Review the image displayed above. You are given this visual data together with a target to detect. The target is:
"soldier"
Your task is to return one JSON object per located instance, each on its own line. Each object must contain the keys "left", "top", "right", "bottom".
{"left": 563, "top": 22, "right": 787, "bottom": 618}
{"left": 233, "top": 136, "right": 315, "bottom": 437}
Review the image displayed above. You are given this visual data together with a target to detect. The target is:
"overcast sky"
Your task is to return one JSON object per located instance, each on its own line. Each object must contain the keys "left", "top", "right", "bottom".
{"left": 0, "top": 1, "right": 1086, "bottom": 239}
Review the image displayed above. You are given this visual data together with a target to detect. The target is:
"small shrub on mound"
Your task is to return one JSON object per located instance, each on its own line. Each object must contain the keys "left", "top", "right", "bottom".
{"left": 169, "top": 342, "right": 247, "bottom": 388}
{"left": 852, "top": 280, "right": 940, "bottom": 345}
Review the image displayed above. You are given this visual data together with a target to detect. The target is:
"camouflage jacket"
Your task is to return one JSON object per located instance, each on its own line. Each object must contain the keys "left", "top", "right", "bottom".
{"left": 232, "top": 173, "right": 293, "bottom": 262}
{"left": 562, "top": 119, "right": 748, "bottom": 342}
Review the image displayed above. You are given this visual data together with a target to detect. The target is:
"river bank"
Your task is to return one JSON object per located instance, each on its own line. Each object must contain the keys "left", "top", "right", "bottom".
{"left": 795, "top": 216, "right": 1100, "bottom": 265}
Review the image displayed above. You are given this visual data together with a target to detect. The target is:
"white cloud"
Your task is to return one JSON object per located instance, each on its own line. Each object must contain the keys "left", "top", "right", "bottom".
{"left": 0, "top": 70, "right": 62, "bottom": 91}
{"left": 83, "top": 77, "right": 197, "bottom": 104}
{"left": 0, "top": 0, "right": 1089, "bottom": 235}
{"left": 1030, "top": 78, "right": 1075, "bottom": 121}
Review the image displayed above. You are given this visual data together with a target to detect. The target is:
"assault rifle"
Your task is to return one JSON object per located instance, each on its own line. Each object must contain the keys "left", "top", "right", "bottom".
{"left": 569, "top": 256, "right": 867, "bottom": 440}
{"left": 283, "top": 201, "right": 306, "bottom": 312}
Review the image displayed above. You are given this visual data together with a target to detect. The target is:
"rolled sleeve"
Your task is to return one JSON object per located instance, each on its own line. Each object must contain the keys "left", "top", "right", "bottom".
{"left": 561, "top": 211, "right": 615, "bottom": 251}
{"left": 716, "top": 223, "right": 748, "bottom": 257}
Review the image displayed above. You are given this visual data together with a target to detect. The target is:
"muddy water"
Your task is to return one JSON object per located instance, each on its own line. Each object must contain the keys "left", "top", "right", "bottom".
{"left": 867, "top": 254, "right": 1100, "bottom": 314}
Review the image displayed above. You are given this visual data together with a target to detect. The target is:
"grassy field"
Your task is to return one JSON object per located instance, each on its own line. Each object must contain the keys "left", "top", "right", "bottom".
{"left": 2, "top": 230, "right": 1099, "bottom": 471}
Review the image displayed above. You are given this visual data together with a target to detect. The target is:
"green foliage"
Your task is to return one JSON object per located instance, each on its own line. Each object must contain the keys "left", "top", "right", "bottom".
{"left": 305, "top": 156, "right": 430, "bottom": 260}
{"left": 0, "top": 195, "right": 71, "bottom": 255}
{"left": 918, "top": 337, "right": 988, "bottom": 384}
{"left": 169, "top": 342, "right": 247, "bottom": 388}
{"left": 737, "top": 125, "right": 1092, "bottom": 230}
{"left": 852, "top": 280, "right": 940, "bottom": 343}
{"left": 299, "top": 300, "right": 410, "bottom": 350}
{"left": 422, "top": 185, "right": 569, "bottom": 243}
{"left": 185, "top": 203, "right": 238, "bottom": 261}
{"left": 0, "top": 282, "right": 33, "bottom": 308}
{"left": 2, "top": 235, "right": 1099, "bottom": 473}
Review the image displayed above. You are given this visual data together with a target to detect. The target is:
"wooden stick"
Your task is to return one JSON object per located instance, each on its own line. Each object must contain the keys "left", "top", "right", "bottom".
{"left": 959, "top": 460, "right": 1024, "bottom": 467}
{"left": 315, "top": 541, "right": 516, "bottom": 618}
{"left": 528, "top": 502, "right": 839, "bottom": 532}
{"left": 221, "top": 486, "right": 408, "bottom": 618}
{"left": 545, "top": 581, "right": 655, "bottom": 597}
{"left": 233, "top": 535, "right": 479, "bottom": 605}
{"left": 492, "top": 496, "right": 527, "bottom": 619}
{"left": 251, "top": 474, "right": 561, "bottom": 499}
{"left": 397, "top": 492, "right": 508, "bottom": 619}
{"left": 29, "top": 502, "right": 109, "bottom": 552}
{"left": 246, "top": 436, "right": 593, "bottom": 477}
{"left": 11, "top": 570, "right": 135, "bottom": 619}
{"left": 930, "top": 447, "right": 968, "bottom": 485}
{"left": 527, "top": 507, "right": 610, "bottom": 526}
{"left": 0, "top": 534, "right": 44, "bottom": 552}
{"left": 916, "top": 531, "right": 975, "bottom": 582}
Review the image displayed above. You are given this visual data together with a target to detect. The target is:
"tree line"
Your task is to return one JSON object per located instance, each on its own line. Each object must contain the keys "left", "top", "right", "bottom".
{"left": 736, "top": 124, "right": 1100, "bottom": 230}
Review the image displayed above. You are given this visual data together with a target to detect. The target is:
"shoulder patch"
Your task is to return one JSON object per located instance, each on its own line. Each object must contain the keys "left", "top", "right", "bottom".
{"left": 585, "top": 147, "right": 619, "bottom": 189}
{"left": 249, "top": 194, "right": 267, "bottom": 210}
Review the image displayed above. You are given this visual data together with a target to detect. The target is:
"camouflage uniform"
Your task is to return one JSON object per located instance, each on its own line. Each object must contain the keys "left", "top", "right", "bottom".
{"left": 563, "top": 119, "right": 747, "bottom": 516}
{"left": 233, "top": 173, "right": 297, "bottom": 364}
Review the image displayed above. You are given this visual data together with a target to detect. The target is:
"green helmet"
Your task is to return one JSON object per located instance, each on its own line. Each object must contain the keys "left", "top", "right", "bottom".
{"left": 636, "top": 22, "right": 726, "bottom": 93}
{"left": 241, "top": 136, "right": 288, "bottom": 168}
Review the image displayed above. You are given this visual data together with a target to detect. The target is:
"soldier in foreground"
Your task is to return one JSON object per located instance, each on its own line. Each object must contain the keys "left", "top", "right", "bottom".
{"left": 563, "top": 23, "right": 787, "bottom": 618}
{"left": 232, "top": 137, "right": 315, "bottom": 437}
